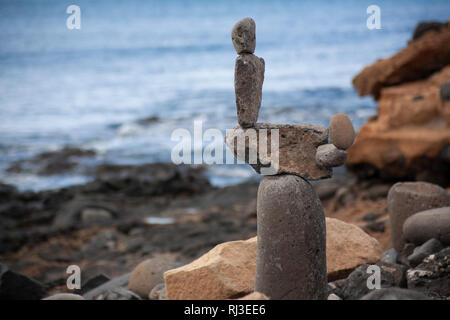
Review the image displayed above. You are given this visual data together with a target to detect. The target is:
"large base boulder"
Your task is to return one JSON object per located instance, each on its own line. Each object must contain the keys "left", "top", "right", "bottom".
{"left": 163, "top": 218, "right": 382, "bottom": 299}
{"left": 164, "top": 237, "right": 257, "bottom": 300}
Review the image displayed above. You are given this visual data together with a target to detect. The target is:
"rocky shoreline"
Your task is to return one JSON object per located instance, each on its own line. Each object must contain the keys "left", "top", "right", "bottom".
{"left": 1, "top": 19, "right": 450, "bottom": 301}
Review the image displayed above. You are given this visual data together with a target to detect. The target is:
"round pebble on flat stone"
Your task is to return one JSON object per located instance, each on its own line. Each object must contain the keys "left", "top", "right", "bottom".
{"left": 128, "top": 258, "right": 174, "bottom": 299}
{"left": 329, "top": 114, "right": 355, "bottom": 150}
{"left": 403, "top": 206, "right": 450, "bottom": 246}
{"left": 315, "top": 143, "right": 347, "bottom": 167}
{"left": 43, "top": 293, "right": 85, "bottom": 300}
{"left": 387, "top": 182, "right": 450, "bottom": 252}
{"left": 440, "top": 83, "right": 450, "bottom": 101}
{"left": 231, "top": 17, "right": 256, "bottom": 54}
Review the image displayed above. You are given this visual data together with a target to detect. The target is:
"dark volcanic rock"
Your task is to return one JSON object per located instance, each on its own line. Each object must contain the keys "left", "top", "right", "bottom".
{"left": 73, "top": 274, "right": 110, "bottom": 296}
{"left": 7, "top": 147, "right": 96, "bottom": 175}
{"left": 406, "top": 247, "right": 450, "bottom": 299}
{"left": 440, "top": 83, "right": 450, "bottom": 101}
{"left": 340, "top": 264, "right": 396, "bottom": 300}
{"left": 408, "top": 238, "right": 443, "bottom": 267}
{"left": 364, "top": 220, "right": 386, "bottom": 233}
{"left": 90, "top": 163, "right": 210, "bottom": 196}
{"left": 0, "top": 263, "right": 47, "bottom": 300}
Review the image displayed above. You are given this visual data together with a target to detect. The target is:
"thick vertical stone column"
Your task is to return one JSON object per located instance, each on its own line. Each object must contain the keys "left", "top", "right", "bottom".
{"left": 255, "top": 174, "right": 327, "bottom": 300}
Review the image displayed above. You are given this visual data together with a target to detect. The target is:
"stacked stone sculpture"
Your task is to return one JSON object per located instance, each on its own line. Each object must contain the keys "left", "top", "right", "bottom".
{"left": 225, "top": 18, "right": 356, "bottom": 300}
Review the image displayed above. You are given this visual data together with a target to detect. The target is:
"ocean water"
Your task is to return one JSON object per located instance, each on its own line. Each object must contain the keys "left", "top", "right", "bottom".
{"left": 0, "top": 0, "right": 449, "bottom": 190}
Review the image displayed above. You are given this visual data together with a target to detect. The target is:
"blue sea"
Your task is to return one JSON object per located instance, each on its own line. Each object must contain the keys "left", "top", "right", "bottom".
{"left": 1, "top": 0, "right": 449, "bottom": 190}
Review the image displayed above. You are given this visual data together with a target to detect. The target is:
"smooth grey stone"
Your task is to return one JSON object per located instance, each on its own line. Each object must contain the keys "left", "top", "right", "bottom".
{"left": 327, "top": 293, "right": 342, "bottom": 300}
{"left": 403, "top": 207, "right": 450, "bottom": 246}
{"left": 255, "top": 175, "right": 327, "bottom": 300}
{"left": 329, "top": 114, "right": 355, "bottom": 150}
{"left": 234, "top": 53, "right": 265, "bottom": 128}
{"left": 43, "top": 293, "right": 85, "bottom": 300}
{"left": 315, "top": 144, "right": 347, "bottom": 168}
{"left": 381, "top": 248, "right": 398, "bottom": 265}
{"left": 440, "top": 82, "right": 450, "bottom": 101}
{"left": 95, "top": 287, "right": 141, "bottom": 300}
{"left": 231, "top": 17, "right": 256, "bottom": 54}
{"left": 83, "top": 273, "right": 131, "bottom": 300}
{"left": 149, "top": 283, "right": 167, "bottom": 300}
{"left": 407, "top": 238, "right": 443, "bottom": 267}
{"left": 360, "top": 287, "right": 431, "bottom": 300}
{"left": 387, "top": 182, "right": 450, "bottom": 252}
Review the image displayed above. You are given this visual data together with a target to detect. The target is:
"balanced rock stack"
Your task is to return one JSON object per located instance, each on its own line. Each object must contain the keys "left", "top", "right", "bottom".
{"left": 225, "top": 18, "right": 356, "bottom": 300}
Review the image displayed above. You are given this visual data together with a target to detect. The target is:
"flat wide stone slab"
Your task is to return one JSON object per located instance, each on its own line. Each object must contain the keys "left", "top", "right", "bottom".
{"left": 225, "top": 123, "right": 331, "bottom": 180}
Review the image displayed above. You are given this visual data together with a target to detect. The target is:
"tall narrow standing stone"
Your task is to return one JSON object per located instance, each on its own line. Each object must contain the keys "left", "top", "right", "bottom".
{"left": 255, "top": 175, "right": 327, "bottom": 299}
{"left": 232, "top": 17, "right": 265, "bottom": 128}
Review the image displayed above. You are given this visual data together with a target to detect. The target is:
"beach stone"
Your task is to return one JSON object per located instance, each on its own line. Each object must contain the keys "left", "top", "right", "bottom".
{"left": 329, "top": 114, "right": 355, "bottom": 150}
{"left": 315, "top": 144, "right": 347, "bottom": 168}
{"left": 440, "top": 82, "right": 450, "bottom": 100}
{"left": 327, "top": 293, "right": 342, "bottom": 300}
{"left": 381, "top": 248, "right": 398, "bottom": 265}
{"left": 255, "top": 175, "right": 327, "bottom": 299}
{"left": 326, "top": 217, "right": 382, "bottom": 281}
{"left": 73, "top": 274, "right": 110, "bottom": 295}
{"left": 225, "top": 123, "right": 331, "bottom": 179}
{"left": 95, "top": 287, "right": 141, "bottom": 300}
{"left": 81, "top": 207, "right": 113, "bottom": 224}
{"left": 340, "top": 264, "right": 396, "bottom": 300}
{"left": 128, "top": 258, "right": 175, "bottom": 299}
{"left": 43, "top": 293, "right": 85, "bottom": 300}
{"left": 234, "top": 53, "right": 265, "bottom": 127}
{"left": 83, "top": 273, "right": 131, "bottom": 300}
{"left": 408, "top": 238, "right": 443, "bottom": 267}
{"left": 231, "top": 17, "right": 256, "bottom": 54}
{"left": 238, "top": 292, "right": 269, "bottom": 300}
{"left": 164, "top": 237, "right": 257, "bottom": 300}
{"left": 0, "top": 263, "right": 47, "bottom": 300}
{"left": 403, "top": 207, "right": 450, "bottom": 246}
{"left": 406, "top": 247, "right": 450, "bottom": 299}
{"left": 387, "top": 182, "right": 450, "bottom": 252}
{"left": 360, "top": 287, "right": 431, "bottom": 300}
{"left": 149, "top": 283, "right": 167, "bottom": 300}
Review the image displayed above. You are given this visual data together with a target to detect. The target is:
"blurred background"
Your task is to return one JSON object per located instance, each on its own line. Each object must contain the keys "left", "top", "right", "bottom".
{"left": 1, "top": 0, "right": 449, "bottom": 190}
